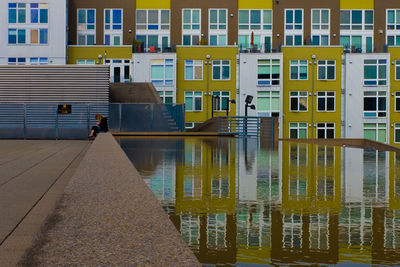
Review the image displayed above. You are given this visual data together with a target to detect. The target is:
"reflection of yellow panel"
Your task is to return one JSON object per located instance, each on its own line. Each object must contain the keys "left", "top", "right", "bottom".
{"left": 136, "top": 0, "right": 170, "bottom": 9}
{"left": 338, "top": 246, "right": 372, "bottom": 264}
{"left": 388, "top": 48, "right": 400, "bottom": 147}
{"left": 389, "top": 152, "right": 400, "bottom": 210}
{"left": 237, "top": 247, "right": 271, "bottom": 264}
{"left": 340, "top": 0, "right": 374, "bottom": 9}
{"left": 67, "top": 46, "right": 131, "bottom": 64}
{"left": 238, "top": 0, "right": 272, "bottom": 9}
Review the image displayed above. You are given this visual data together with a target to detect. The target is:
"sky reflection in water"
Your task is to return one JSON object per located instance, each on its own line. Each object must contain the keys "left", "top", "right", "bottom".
{"left": 118, "top": 137, "right": 400, "bottom": 266}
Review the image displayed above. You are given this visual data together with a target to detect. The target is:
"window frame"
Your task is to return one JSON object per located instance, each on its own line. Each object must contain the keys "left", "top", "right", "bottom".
{"left": 290, "top": 60, "right": 308, "bottom": 80}
{"left": 340, "top": 9, "right": 374, "bottom": 30}
{"left": 257, "top": 59, "right": 280, "bottom": 86}
{"left": 158, "top": 90, "right": 174, "bottom": 104}
{"left": 136, "top": 9, "right": 170, "bottom": 31}
{"left": 395, "top": 92, "right": 400, "bottom": 112}
{"left": 77, "top": 9, "right": 96, "bottom": 45}
{"left": 185, "top": 91, "right": 203, "bottom": 111}
{"left": 363, "top": 59, "right": 387, "bottom": 86}
{"left": 184, "top": 60, "right": 203, "bottom": 80}
{"left": 363, "top": 123, "right": 387, "bottom": 143}
{"left": 104, "top": 9, "right": 123, "bottom": 46}
{"left": 317, "top": 60, "right": 336, "bottom": 80}
{"left": 363, "top": 91, "right": 387, "bottom": 118}
{"left": 290, "top": 91, "right": 308, "bottom": 112}
{"left": 395, "top": 123, "right": 400, "bottom": 143}
{"left": 317, "top": 91, "right": 335, "bottom": 112}
{"left": 212, "top": 60, "right": 231, "bottom": 81}
{"left": 316, "top": 123, "right": 335, "bottom": 139}
{"left": 151, "top": 59, "right": 174, "bottom": 86}
{"left": 212, "top": 91, "right": 230, "bottom": 111}
{"left": 257, "top": 91, "right": 280, "bottom": 113}
{"left": 289, "top": 122, "right": 308, "bottom": 139}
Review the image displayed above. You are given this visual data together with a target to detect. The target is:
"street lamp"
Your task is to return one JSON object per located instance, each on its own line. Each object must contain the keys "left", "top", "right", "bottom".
{"left": 205, "top": 55, "right": 212, "bottom": 119}
{"left": 226, "top": 99, "right": 236, "bottom": 116}
{"left": 244, "top": 95, "right": 256, "bottom": 116}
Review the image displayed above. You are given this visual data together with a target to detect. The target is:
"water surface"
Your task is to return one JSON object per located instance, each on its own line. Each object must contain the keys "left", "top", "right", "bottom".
{"left": 118, "top": 137, "right": 400, "bottom": 266}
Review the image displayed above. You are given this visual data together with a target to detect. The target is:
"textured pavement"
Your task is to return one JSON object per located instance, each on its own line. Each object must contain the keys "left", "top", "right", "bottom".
{"left": 0, "top": 140, "right": 89, "bottom": 266}
{"left": 26, "top": 133, "right": 200, "bottom": 266}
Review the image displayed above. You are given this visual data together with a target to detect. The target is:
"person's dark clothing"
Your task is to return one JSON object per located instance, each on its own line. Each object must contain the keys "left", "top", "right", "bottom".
{"left": 91, "top": 117, "right": 108, "bottom": 136}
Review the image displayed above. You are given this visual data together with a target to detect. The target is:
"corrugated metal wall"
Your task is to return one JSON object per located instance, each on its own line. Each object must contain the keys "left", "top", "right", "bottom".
{"left": 0, "top": 66, "right": 109, "bottom": 139}
{"left": 0, "top": 65, "right": 109, "bottom": 103}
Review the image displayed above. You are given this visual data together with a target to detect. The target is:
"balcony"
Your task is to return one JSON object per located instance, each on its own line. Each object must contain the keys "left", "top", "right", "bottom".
{"left": 132, "top": 43, "right": 176, "bottom": 53}
{"left": 239, "top": 44, "right": 276, "bottom": 53}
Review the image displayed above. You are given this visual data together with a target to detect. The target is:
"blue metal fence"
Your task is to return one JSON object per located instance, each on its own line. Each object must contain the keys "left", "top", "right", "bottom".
{"left": 109, "top": 103, "right": 185, "bottom": 132}
{"left": 217, "top": 116, "right": 270, "bottom": 138}
{"left": 0, "top": 103, "right": 108, "bottom": 139}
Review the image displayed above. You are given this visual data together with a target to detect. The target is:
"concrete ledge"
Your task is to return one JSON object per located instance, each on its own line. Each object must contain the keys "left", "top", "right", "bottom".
{"left": 280, "top": 138, "right": 400, "bottom": 152}
{"left": 113, "top": 131, "right": 236, "bottom": 137}
{"left": 26, "top": 133, "right": 200, "bottom": 266}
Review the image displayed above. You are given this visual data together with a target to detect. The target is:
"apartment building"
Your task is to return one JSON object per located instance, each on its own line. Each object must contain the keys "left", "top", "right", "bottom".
{"left": 0, "top": 0, "right": 67, "bottom": 65}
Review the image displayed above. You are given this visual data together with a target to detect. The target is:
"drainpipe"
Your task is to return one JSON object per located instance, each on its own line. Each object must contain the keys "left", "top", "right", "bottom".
{"left": 311, "top": 54, "right": 316, "bottom": 139}
{"left": 206, "top": 55, "right": 211, "bottom": 119}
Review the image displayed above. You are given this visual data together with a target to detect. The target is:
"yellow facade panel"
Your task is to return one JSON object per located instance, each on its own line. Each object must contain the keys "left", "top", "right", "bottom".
{"left": 176, "top": 46, "right": 238, "bottom": 124}
{"left": 388, "top": 47, "right": 400, "bottom": 146}
{"left": 67, "top": 46, "right": 132, "bottom": 64}
{"left": 282, "top": 47, "right": 343, "bottom": 139}
{"left": 136, "top": 0, "right": 170, "bottom": 9}
{"left": 238, "top": 0, "right": 273, "bottom": 9}
{"left": 340, "top": 0, "right": 374, "bottom": 10}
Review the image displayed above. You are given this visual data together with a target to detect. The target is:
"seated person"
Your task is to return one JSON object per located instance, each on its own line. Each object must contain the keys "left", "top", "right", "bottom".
{"left": 88, "top": 113, "right": 108, "bottom": 138}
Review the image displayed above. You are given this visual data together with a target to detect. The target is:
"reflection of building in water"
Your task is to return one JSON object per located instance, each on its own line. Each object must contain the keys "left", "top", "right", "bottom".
{"left": 172, "top": 138, "right": 237, "bottom": 264}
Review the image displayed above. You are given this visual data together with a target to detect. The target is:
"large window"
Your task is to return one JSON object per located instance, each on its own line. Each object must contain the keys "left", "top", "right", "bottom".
{"left": 212, "top": 60, "right": 230, "bottom": 80}
{"left": 8, "top": 3, "right": 25, "bottom": 23}
{"left": 158, "top": 91, "right": 173, "bottom": 104}
{"left": 136, "top": 10, "right": 170, "bottom": 30}
{"left": 257, "top": 91, "right": 280, "bottom": 114}
{"left": 312, "top": 9, "right": 329, "bottom": 30}
{"left": 363, "top": 91, "right": 386, "bottom": 117}
{"left": 212, "top": 91, "right": 230, "bottom": 111}
{"left": 30, "top": 3, "right": 48, "bottom": 24}
{"left": 209, "top": 9, "right": 227, "bottom": 30}
{"left": 364, "top": 59, "right": 387, "bottom": 86}
{"left": 8, "top": 29, "right": 25, "bottom": 44}
{"left": 395, "top": 92, "right": 400, "bottom": 111}
{"left": 340, "top": 10, "right": 374, "bottom": 30}
{"left": 395, "top": 123, "right": 400, "bottom": 143}
{"left": 77, "top": 9, "right": 95, "bottom": 45}
{"left": 317, "top": 92, "right": 335, "bottom": 112}
{"left": 104, "top": 9, "right": 122, "bottom": 45}
{"left": 182, "top": 9, "right": 201, "bottom": 45}
{"left": 185, "top": 91, "right": 202, "bottom": 111}
{"left": 290, "top": 92, "right": 308, "bottom": 111}
{"left": 317, "top": 60, "right": 335, "bottom": 80}
{"left": 289, "top": 123, "right": 307, "bottom": 139}
{"left": 285, "top": 9, "right": 303, "bottom": 30}
{"left": 364, "top": 123, "right": 386, "bottom": 143}
{"left": 238, "top": 10, "right": 272, "bottom": 30}
{"left": 185, "top": 60, "right": 203, "bottom": 80}
{"left": 290, "top": 60, "right": 308, "bottom": 80}
{"left": 257, "top": 59, "right": 280, "bottom": 86}
{"left": 317, "top": 123, "right": 334, "bottom": 139}
{"left": 151, "top": 59, "right": 173, "bottom": 86}
{"left": 387, "top": 10, "right": 400, "bottom": 30}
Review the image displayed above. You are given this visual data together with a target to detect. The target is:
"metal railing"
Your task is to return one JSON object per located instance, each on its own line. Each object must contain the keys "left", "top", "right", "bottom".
{"left": 217, "top": 116, "right": 276, "bottom": 139}
{"left": 0, "top": 103, "right": 108, "bottom": 139}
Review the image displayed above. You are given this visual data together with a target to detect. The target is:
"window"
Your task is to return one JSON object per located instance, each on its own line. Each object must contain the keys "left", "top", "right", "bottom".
{"left": 257, "top": 91, "right": 280, "bottom": 113}
{"left": 396, "top": 61, "right": 400, "bottom": 80}
{"left": 104, "top": 9, "right": 122, "bottom": 45}
{"left": 182, "top": 9, "right": 201, "bottom": 45}
{"left": 364, "top": 59, "right": 387, "bottom": 86}
{"left": 396, "top": 92, "right": 400, "bottom": 111}
{"left": 289, "top": 123, "right": 307, "bottom": 139}
{"left": 312, "top": 35, "right": 329, "bottom": 46}
{"left": 387, "top": 10, "right": 400, "bottom": 30}
{"left": 290, "top": 92, "right": 308, "bottom": 111}
{"left": 212, "top": 60, "right": 230, "bottom": 80}
{"left": 39, "top": 29, "right": 48, "bottom": 44}
{"left": 257, "top": 59, "right": 280, "bottom": 86}
{"left": 8, "top": 57, "right": 26, "bottom": 65}
{"left": 158, "top": 91, "right": 173, "bottom": 104}
{"left": 285, "top": 9, "right": 303, "bottom": 30}
{"left": 340, "top": 10, "right": 374, "bottom": 30}
{"left": 238, "top": 10, "right": 272, "bottom": 30}
{"left": 185, "top": 60, "right": 203, "bottom": 80}
{"left": 363, "top": 91, "right": 386, "bottom": 117}
{"left": 8, "top": 29, "right": 25, "bottom": 44}
{"left": 185, "top": 122, "right": 201, "bottom": 129}
{"left": 317, "top": 60, "right": 335, "bottom": 80}
{"left": 77, "top": 9, "right": 95, "bottom": 45}
{"left": 364, "top": 123, "right": 386, "bottom": 143}
{"left": 395, "top": 123, "right": 400, "bottom": 143}
{"left": 30, "top": 57, "right": 48, "bottom": 65}
{"left": 286, "top": 35, "right": 302, "bottom": 46}
{"left": 8, "top": 3, "right": 25, "bottom": 23}
{"left": 209, "top": 35, "right": 227, "bottom": 46}
{"left": 185, "top": 91, "right": 202, "bottom": 111}
{"left": 30, "top": 3, "right": 48, "bottom": 24}
{"left": 209, "top": 9, "right": 227, "bottom": 30}
{"left": 317, "top": 92, "right": 335, "bottom": 112}
{"left": 151, "top": 59, "right": 173, "bottom": 86}
{"left": 312, "top": 9, "right": 329, "bottom": 30}
{"left": 290, "top": 60, "right": 308, "bottom": 80}
{"left": 183, "top": 9, "right": 201, "bottom": 30}
{"left": 77, "top": 59, "right": 95, "bottom": 65}
{"left": 387, "top": 35, "right": 400, "bottom": 46}
{"left": 317, "top": 123, "right": 335, "bottom": 139}
{"left": 136, "top": 10, "right": 170, "bottom": 30}
{"left": 212, "top": 91, "right": 230, "bottom": 111}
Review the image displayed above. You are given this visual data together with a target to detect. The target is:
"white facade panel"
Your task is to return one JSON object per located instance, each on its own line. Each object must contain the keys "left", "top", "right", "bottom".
{"left": 0, "top": 0, "right": 67, "bottom": 65}
{"left": 132, "top": 53, "right": 177, "bottom": 103}
{"left": 344, "top": 53, "right": 390, "bottom": 143}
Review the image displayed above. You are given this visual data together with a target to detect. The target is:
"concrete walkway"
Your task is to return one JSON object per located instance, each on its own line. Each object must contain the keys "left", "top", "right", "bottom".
{"left": 0, "top": 140, "right": 89, "bottom": 266}
{"left": 20, "top": 133, "right": 200, "bottom": 266}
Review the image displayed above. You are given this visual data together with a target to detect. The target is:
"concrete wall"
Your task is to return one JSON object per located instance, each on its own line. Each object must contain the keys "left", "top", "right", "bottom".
{"left": 0, "top": 0, "right": 67, "bottom": 64}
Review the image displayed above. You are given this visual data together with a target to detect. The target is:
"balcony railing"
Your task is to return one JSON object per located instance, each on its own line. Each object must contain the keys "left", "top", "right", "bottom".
{"left": 132, "top": 43, "right": 176, "bottom": 53}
